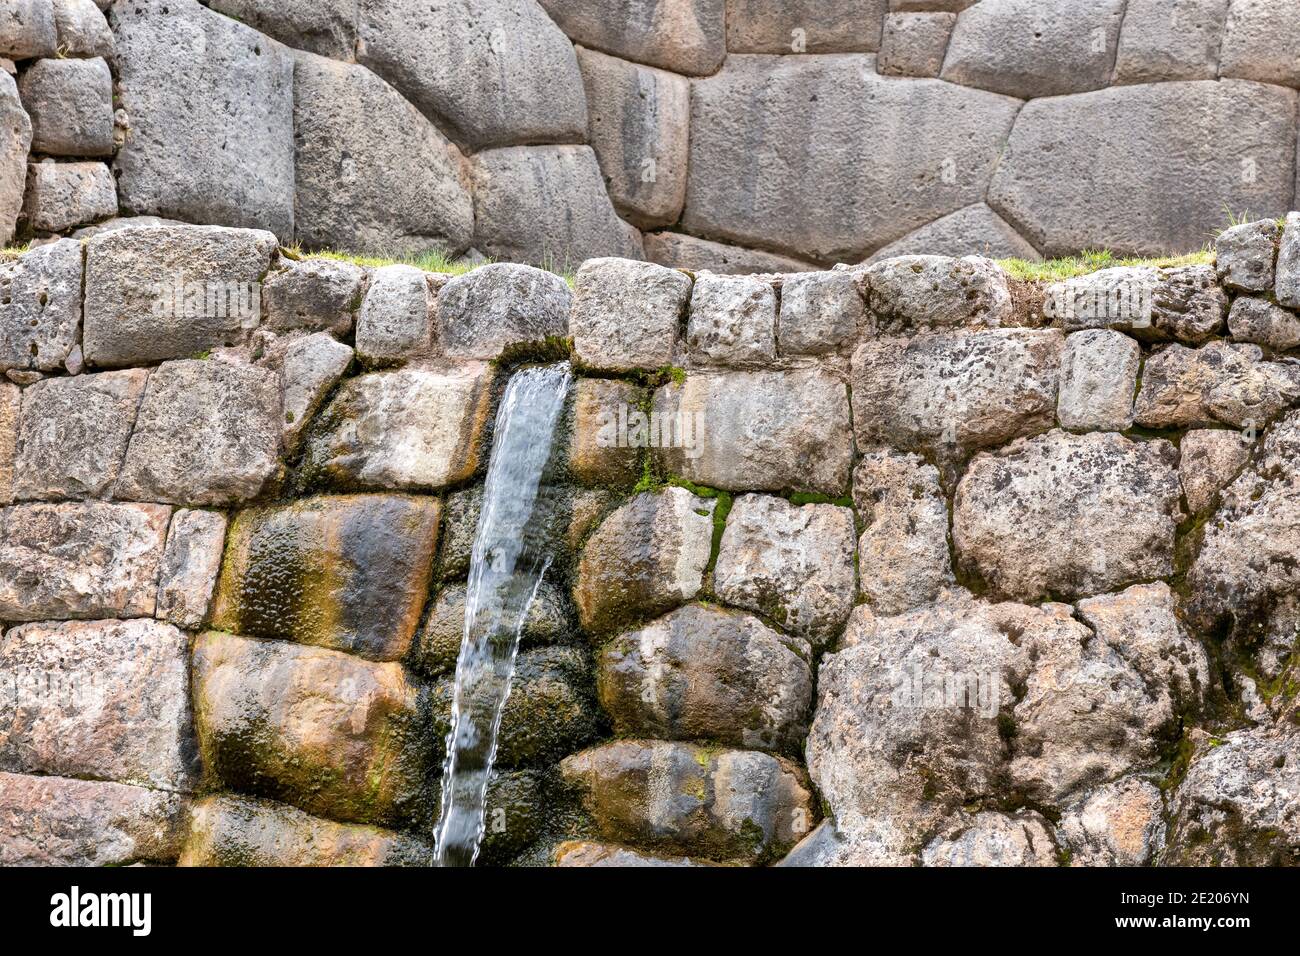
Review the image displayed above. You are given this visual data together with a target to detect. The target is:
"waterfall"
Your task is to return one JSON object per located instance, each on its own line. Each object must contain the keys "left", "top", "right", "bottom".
{"left": 432, "top": 361, "right": 573, "bottom": 866}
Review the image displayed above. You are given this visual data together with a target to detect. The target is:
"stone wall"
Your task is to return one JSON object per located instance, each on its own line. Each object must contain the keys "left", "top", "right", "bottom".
{"left": 3, "top": 216, "right": 1300, "bottom": 866}
{"left": 2, "top": 0, "right": 1299, "bottom": 271}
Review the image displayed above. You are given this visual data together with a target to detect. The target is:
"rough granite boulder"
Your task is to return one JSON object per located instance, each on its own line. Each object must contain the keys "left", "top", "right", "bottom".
{"left": 1227, "top": 295, "right": 1300, "bottom": 350}
{"left": 210, "top": 495, "right": 440, "bottom": 661}
{"left": 654, "top": 369, "right": 853, "bottom": 495}
{"left": 1056, "top": 329, "right": 1140, "bottom": 432}
{"left": 577, "top": 46, "right": 690, "bottom": 230}
{"left": 83, "top": 225, "right": 278, "bottom": 368}
{"left": 1113, "top": 0, "right": 1229, "bottom": 84}
{"left": 990, "top": 82, "right": 1297, "bottom": 258}
{"left": 0, "top": 502, "right": 170, "bottom": 620}
{"left": 865, "top": 255, "right": 1013, "bottom": 332}
{"left": 714, "top": 494, "right": 857, "bottom": 645}
{"left": 110, "top": 0, "right": 295, "bottom": 239}
{"left": 1216, "top": 218, "right": 1280, "bottom": 292}
{"left": 537, "top": 0, "right": 726, "bottom": 76}
{"left": 1179, "top": 428, "right": 1252, "bottom": 515}
{"left": 571, "top": 258, "right": 691, "bottom": 372}
{"left": 597, "top": 604, "right": 813, "bottom": 752}
{"left": 354, "top": 265, "right": 436, "bottom": 365}
{"left": 1059, "top": 777, "right": 1167, "bottom": 867}
{"left": 437, "top": 263, "right": 572, "bottom": 360}
{"left": 293, "top": 53, "right": 474, "bottom": 259}
{"left": 192, "top": 630, "right": 435, "bottom": 828}
{"left": 301, "top": 363, "right": 495, "bottom": 492}
{"left": 0, "top": 239, "right": 83, "bottom": 373}
{"left": 575, "top": 487, "right": 715, "bottom": 634}
{"left": 954, "top": 430, "right": 1183, "bottom": 601}
{"left": 686, "top": 273, "right": 777, "bottom": 365}
{"left": 116, "top": 359, "right": 282, "bottom": 506}
{"left": 1133, "top": 341, "right": 1300, "bottom": 430}
{"left": 0, "top": 618, "right": 195, "bottom": 791}
{"left": 18, "top": 56, "right": 113, "bottom": 157}
{"left": 356, "top": 0, "right": 587, "bottom": 151}
{"left": 560, "top": 740, "right": 817, "bottom": 863}
{"left": 14, "top": 369, "right": 149, "bottom": 501}
{"left": 471, "top": 146, "right": 644, "bottom": 269}
{"left": 0, "top": 772, "right": 186, "bottom": 866}
{"left": 52, "top": 0, "right": 114, "bottom": 57}
{"left": 686, "top": 55, "right": 1021, "bottom": 262}
{"left": 22, "top": 161, "right": 118, "bottom": 234}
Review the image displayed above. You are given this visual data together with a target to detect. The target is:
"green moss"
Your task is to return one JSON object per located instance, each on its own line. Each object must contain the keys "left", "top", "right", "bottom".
{"left": 996, "top": 247, "right": 1214, "bottom": 283}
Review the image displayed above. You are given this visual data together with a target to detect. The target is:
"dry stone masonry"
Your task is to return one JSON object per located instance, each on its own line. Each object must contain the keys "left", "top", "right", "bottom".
{"left": 2, "top": 1, "right": 1300, "bottom": 271}
{"left": 3, "top": 217, "right": 1300, "bottom": 867}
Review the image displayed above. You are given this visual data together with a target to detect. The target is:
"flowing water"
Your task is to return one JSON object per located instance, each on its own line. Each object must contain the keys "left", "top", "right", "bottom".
{"left": 432, "top": 362, "right": 573, "bottom": 866}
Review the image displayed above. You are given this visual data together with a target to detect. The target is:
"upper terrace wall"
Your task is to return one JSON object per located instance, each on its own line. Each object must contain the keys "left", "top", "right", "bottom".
{"left": 2, "top": 0, "right": 1299, "bottom": 272}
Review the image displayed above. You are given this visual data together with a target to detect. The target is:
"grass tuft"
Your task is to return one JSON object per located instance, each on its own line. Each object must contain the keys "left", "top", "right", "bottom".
{"left": 996, "top": 247, "right": 1215, "bottom": 283}
{"left": 283, "top": 245, "right": 577, "bottom": 286}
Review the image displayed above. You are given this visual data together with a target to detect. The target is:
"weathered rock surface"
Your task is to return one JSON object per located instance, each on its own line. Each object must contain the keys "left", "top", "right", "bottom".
{"left": 538, "top": 0, "right": 726, "bottom": 76}
{"left": 644, "top": 231, "right": 818, "bottom": 275}
{"left": 0, "top": 772, "right": 186, "bottom": 866}
{"left": 778, "top": 270, "right": 863, "bottom": 355}
{"left": 727, "top": 0, "right": 887, "bottom": 53}
{"left": 654, "top": 369, "right": 853, "bottom": 494}
{"left": 192, "top": 631, "right": 434, "bottom": 827}
{"left": 208, "top": 0, "right": 357, "bottom": 60}
{"left": 0, "top": 383, "right": 16, "bottom": 504}
{"left": 0, "top": 0, "right": 57, "bottom": 58}
{"left": 1219, "top": 0, "right": 1300, "bottom": 88}
{"left": 560, "top": 740, "right": 816, "bottom": 862}
{"left": 354, "top": 265, "right": 435, "bottom": 365}
{"left": 878, "top": 11, "right": 954, "bottom": 77}
{"left": 0, "top": 502, "right": 170, "bottom": 619}
{"left": 156, "top": 509, "right": 227, "bottom": 629}
{"left": 1133, "top": 341, "right": 1300, "bottom": 429}
{"left": 1059, "top": 777, "right": 1166, "bottom": 866}
{"left": 13, "top": 369, "right": 149, "bottom": 500}
{"left": 1113, "top": 0, "right": 1229, "bottom": 84}
{"left": 1150, "top": 265, "right": 1228, "bottom": 343}
{"left": 568, "top": 377, "right": 644, "bottom": 486}
{"left": 851, "top": 329, "right": 1062, "bottom": 476}
{"left": 1228, "top": 295, "right": 1300, "bottom": 350}
{"left": 293, "top": 53, "right": 474, "bottom": 259}
{"left": 83, "top": 225, "right": 278, "bottom": 368}
{"left": 415, "top": 580, "right": 572, "bottom": 678}
{"left": 686, "top": 55, "right": 1021, "bottom": 262}
{"left": 1278, "top": 212, "right": 1300, "bottom": 309}
{"left": 865, "top": 255, "right": 1013, "bottom": 332}
{"left": 471, "top": 146, "right": 644, "bottom": 269}
{"left": 211, "top": 495, "right": 439, "bottom": 661}
{"left": 714, "top": 494, "right": 856, "bottom": 644}
{"left": 0, "top": 618, "right": 194, "bottom": 790}
{"left": 263, "top": 258, "right": 366, "bottom": 336}
{"left": 865, "top": 204, "right": 1041, "bottom": 263}
{"left": 116, "top": 360, "right": 282, "bottom": 506}
{"left": 571, "top": 257, "right": 691, "bottom": 372}
{"left": 989, "top": 82, "right": 1297, "bottom": 258}
{"left": 954, "top": 431, "right": 1182, "bottom": 601}
{"left": 0, "top": 239, "right": 83, "bottom": 373}
{"left": 18, "top": 56, "right": 112, "bottom": 157}
{"left": 180, "top": 794, "right": 432, "bottom": 867}
{"left": 1056, "top": 329, "right": 1140, "bottom": 431}
{"left": 276, "top": 332, "right": 354, "bottom": 452}
{"left": 437, "top": 264, "right": 571, "bottom": 360}
{"left": 52, "top": 0, "right": 113, "bottom": 57}
{"left": 597, "top": 604, "right": 813, "bottom": 751}
{"left": 111, "top": 0, "right": 295, "bottom": 239}
{"left": 301, "top": 364, "right": 494, "bottom": 492}
{"left": 1179, "top": 428, "right": 1252, "bottom": 514}
{"left": 575, "top": 487, "right": 715, "bottom": 634}
{"left": 852, "top": 449, "right": 953, "bottom": 614}
{"left": 686, "top": 274, "right": 776, "bottom": 365}
{"left": 22, "top": 160, "right": 117, "bottom": 233}
{"left": 1216, "top": 218, "right": 1280, "bottom": 292}
{"left": 554, "top": 840, "right": 717, "bottom": 867}
{"left": 921, "top": 811, "right": 1058, "bottom": 867}
{"left": 0, "top": 72, "right": 30, "bottom": 246}
{"left": 577, "top": 46, "right": 689, "bottom": 230}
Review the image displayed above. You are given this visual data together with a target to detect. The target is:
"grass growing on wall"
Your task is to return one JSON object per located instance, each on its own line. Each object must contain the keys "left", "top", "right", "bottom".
{"left": 995, "top": 247, "right": 1215, "bottom": 282}
{"left": 283, "top": 245, "right": 578, "bottom": 285}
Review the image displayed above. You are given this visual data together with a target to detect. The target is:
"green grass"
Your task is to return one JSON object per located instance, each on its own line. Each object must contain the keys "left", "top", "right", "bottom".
{"left": 996, "top": 247, "right": 1215, "bottom": 283}
{"left": 285, "top": 245, "right": 577, "bottom": 285}
{"left": 0, "top": 243, "right": 31, "bottom": 261}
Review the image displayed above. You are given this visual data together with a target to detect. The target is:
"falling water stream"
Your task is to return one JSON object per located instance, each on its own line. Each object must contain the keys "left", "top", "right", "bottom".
{"left": 432, "top": 361, "right": 573, "bottom": 866}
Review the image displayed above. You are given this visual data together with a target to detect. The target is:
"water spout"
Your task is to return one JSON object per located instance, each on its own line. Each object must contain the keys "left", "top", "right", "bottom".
{"left": 432, "top": 361, "right": 573, "bottom": 866}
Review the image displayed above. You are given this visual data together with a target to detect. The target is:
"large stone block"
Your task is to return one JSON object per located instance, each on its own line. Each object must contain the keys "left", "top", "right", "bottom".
{"left": 0, "top": 772, "right": 186, "bottom": 866}
{"left": 568, "top": 377, "right": 644, "bottom": 485}
{"left": 192, "top": 631, "right": 435, "bottom": 827}
{"left": 575, "top": 486, "right": 715, "bottom": 634}
{"left": 954, "top": 430, "right": 1182, "bottom": 601}
{"left": 22, "top": 160, "right": 117, "bottom": 234}
{"left": 0, "top": 502, "right": 170, "bottom": 620}
{"left": 1216, "top": 218, "right": 1279, "bottom": 292}
{"left": 0, "top": 239, "right": 82, "bottom": 374}
{"left": 878, "top": 11, "right": 954, "bottom": 77}
{"left": 598, "top": 603, "right": 812, "bottom": 752}
{"left": 989, "top": 82, "right": 1297, "bottom": 257}
{"left": 211, "top": 495, "right": 440, "bottom": 661}
{"left": 537, "top": 0, "right": 725, "bottom": 76}
{"left": 354, "top": 264, "right": 436, "bottom": 365}
{"left": 714, "top": 494, "right": 856, "bottom": 644}
{"left": 571, "top": 257, "right": 691, "bottom": 372}
{"left": 13, "top": 369, "right": 149, "bottom": 501}
{"left": 0, "top": 0, "right": 56, "bottom": 58}
{"left": 17, "top": 56, "right": 112, "bottom": 157}
{"left": 0, "top": 72, "right": 30, "bottom": 246}
{"left": 0, "top": 618, "right": 195, "bottom": 790}
{"left": 865, "top": 255, "right": 1013, "bottom": 331}
{"left": 686, "top": 55, "right": 1020, "bottom": 262}
{"left": 301, "top": 364, "right": 494, "bottom": 492}
{"left": 179, "top": 794, "right": 432, "bottom": 867}
{"left": 1113, "top": 0, "right": 1229, "bottom": 84}
{"left": 653, "top": 369, "right": 853, "bottom": 495}
{"left": 471, "top": 145, "right": 644, "bottom": 269}
{"left": 1227, "top": 295, "right": 1300, "bottom": 350}
{"left": 1056, "top": 329, "right": 1140, "bottom": 432}
{"left": 686, "top": 273, "right": 777, "bottom": 365}
{"left": 851, "top": 329, "right": 1062, "bottom": 477}
{"left": 1179, "top": 428, "right": 1251, "bottom": 515}
{"left": 208, "top": 0, "right": 357, "bottom": 59}
{"left": 111, "top": 0, "right": 295, "bottom": 239}
{"left": 1219, "top": 0, "right": 1300, "bottom": 88}
{"left": 263, "top": 257, "right": 366, "bottom": 336}
{"left": 357, "top": 0, "right": 587, "bottom": 151}
{"left": 1132, "top": 341, "right": 1300, "bottom": 429}
{"left": 436, "top": 263, "right": 572, "bottom": 360}
{"left": 53, "top": 0, "right": 114, "bottom": 57}
{"left": 560, "top": 740, "right": 816, "bottom": 862}
{"left": 941, "top": 0, "right": 1125, "bottom": 98}
{"left": 82, "top": 224, "right": 278, "bottom": 368}
{"left": 293, "top": 53, "right": 474, "bottom": 259}
{"left": 116, "top": 360, "right": 282, "bottom": 506}
{"left": 777, "top": 270, "right": 863, "bottom": 355}
{"left": 577, "top": 46, "right": 689, "bottom": 230}
{"left": 726, "top": 0, "right": 887, "bottom": 53}
{"left": 865, "top": 203, "right": 1041, "bottom": 263}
